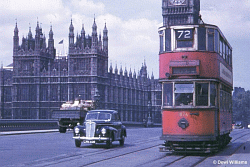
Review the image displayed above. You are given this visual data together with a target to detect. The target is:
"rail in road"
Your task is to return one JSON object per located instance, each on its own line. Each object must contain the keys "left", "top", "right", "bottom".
{"left": 1, "top": 128, "right": 250, "bottom": 167}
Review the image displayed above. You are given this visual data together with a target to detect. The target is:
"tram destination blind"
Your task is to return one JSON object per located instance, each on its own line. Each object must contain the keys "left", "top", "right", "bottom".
{"left": 176, "top": 29, "right": 194, "bottom": 48}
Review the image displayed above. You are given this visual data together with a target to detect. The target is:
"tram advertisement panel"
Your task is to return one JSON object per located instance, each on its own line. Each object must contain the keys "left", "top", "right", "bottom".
{"left": 220, "top": 63, "right": 233, "bottom": 85}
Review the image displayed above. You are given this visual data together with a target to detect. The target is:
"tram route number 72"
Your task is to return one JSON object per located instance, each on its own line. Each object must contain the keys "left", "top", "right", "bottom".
{"left": 176, "top": 29, "right": 193, "bottom": 40}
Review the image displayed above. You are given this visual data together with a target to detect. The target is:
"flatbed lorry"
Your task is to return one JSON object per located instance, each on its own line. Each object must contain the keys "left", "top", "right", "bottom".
{"left": 51, "top": 100, "right": 95, "bottom": 133}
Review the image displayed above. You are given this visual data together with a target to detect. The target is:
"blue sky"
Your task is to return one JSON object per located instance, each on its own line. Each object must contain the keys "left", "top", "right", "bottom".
{"left": 0, "top": 0, "right": 250, "bottom": 90}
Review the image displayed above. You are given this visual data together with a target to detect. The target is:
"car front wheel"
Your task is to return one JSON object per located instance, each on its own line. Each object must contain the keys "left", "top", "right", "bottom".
{"left": 75, "top": 139, "right": 81, "bottom": 147}
{"left": 106, "top": 135, "right": 113, "bottom": 149}
{"left": 119, "top": 134, "right": 125, "bottom": 146}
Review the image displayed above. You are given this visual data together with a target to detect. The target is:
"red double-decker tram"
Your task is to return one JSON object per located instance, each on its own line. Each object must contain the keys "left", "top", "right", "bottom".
{"left": 159, "top": 1, "right": 233, "bottom": 153}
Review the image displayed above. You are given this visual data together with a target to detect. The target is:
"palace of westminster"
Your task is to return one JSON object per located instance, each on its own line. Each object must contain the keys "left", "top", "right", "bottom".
{"left": 0, "top": 19, "right": 162, "bottom": 123}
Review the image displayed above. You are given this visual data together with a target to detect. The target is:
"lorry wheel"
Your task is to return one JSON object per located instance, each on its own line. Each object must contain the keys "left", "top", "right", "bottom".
{"left": 75, "top": 140, "right": 81, "bottom": 147}
{"left": 59, "top": 126, "right": 66, "bottom": 133}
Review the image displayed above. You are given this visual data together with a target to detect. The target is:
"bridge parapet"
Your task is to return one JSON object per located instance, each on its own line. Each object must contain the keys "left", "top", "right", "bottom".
{"left": 0, "top": 119, "right": 58, "bottom": 132}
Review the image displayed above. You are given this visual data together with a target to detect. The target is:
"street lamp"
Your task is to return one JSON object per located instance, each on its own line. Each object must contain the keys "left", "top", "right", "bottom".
{"left": 147, "top": 101, "right": 151, "bottom": 117}
{"left": 94, "top": 88, "right": 100, "bottom": 109}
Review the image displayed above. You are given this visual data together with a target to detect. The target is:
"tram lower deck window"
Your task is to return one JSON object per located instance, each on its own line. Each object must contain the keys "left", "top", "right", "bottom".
{"left": 175, "top": 83, "right": 194, "bottom": 106}
{"left": 196, "top": 83, "right": 208, "bottom": 106}
{"left": 163, "top": 83, "right": 173, "bottom": 106}
{"left": 162, "top": 82, "right": 218, "bottom": 108}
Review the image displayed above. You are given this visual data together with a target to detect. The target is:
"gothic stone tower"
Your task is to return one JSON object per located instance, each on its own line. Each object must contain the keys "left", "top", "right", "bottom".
{"left": 162, "top": 0, "right": 200, "bottom": 27}
{"left": 12, "top": 21, "right": 55, "bottom": 119}
{"left": 68, "top": 19, "right": 108, "bottom": 107}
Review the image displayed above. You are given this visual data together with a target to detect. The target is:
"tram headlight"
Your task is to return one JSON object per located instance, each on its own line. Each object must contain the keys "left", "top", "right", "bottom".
{"left": 101, "top": 128, "right": 106, "bottom": 135}
{"left": 75, "top": 127, "right": 80, "bottom": 134}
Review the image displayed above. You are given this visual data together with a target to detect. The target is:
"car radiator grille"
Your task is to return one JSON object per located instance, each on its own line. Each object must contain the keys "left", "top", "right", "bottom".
{"left": 86, "top": 122, "right": 96, "bottom": 138}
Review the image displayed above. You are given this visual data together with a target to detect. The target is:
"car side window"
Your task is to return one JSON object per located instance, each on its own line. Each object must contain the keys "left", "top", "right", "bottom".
{"left": 112, "top": 113, "right": 119, "bottom": 121}
{"left": 117, "top": 114, "right": 121, "bottom": 122}
{"left": 111, "top": 114, "right": 115, "bottom": 121}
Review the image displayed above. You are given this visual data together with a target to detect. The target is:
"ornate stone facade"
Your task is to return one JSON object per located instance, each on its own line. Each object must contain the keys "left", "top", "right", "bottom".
{"left": 1, "top": 19, "right": 162, "bottom": 123}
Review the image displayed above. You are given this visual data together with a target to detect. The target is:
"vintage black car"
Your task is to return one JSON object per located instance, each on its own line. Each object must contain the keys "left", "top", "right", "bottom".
{"left": 73, "top": 110, "right": 126, "bottom": 148}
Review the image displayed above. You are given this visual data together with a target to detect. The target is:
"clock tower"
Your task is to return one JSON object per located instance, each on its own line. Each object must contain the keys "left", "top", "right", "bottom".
{"left": 162, "top": 0, "right": 200, "bottom": 27}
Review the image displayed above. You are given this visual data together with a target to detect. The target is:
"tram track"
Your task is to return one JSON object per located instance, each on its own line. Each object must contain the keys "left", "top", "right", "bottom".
{"left": 193, "top": 130, "right": 250, "bottom": 167}
{"left": 49, "top": 131, "right": 250, "bottom": 167}
{"left": 19, "top": 136, "right": 162, "bottom": 167}
{"left": 8, "top": 130, "right": 250, "bottom": 167}
{"left": 142, "top": 130, "right": 250, "bottom": 167}
{"left": 84, "top": 143, "right": 162, "bottom": 167}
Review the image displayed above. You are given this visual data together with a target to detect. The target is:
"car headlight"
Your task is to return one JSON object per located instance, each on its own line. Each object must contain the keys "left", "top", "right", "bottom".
{"left": 101, "top": 128, "right": 106, "bottom": 135}
{"left": 75, "top": 127, "right": 80, "bottom": 134}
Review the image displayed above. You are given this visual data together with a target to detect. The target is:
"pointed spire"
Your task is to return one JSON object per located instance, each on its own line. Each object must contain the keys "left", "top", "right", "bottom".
{"left": 91, "top": 17, "right": 98, "bottom": 51}
{"left": 99, "top": 33, "right": 101, "bottom": 41}
{"left": 36, "top": 19, "right": 40, "bottom": 33}
{"left": 69, "top": 18, "right": 74, "bottom": 32}
{"left": 124, "top": 67, "right": 128, "bottom": 76}
{"left": 104, "top": 21, "right": 107, "bottom": 31}
{"left": 151, "top": 71, "right": 154, "bottom": 80}
{"left": 81, "top": 24, "right": 85, "bottom": 34}
{"left": 103, "top": 21, "right": 108, "bottom": 53}
{"left": 14, "top": 20, "right": 19, "bottom": 35}
{"left": 115, "top": 64, "right": 118, "bottom": 74}
{"left": 13, "top": 20, "right": 19, "bottom": 55}
{"left": 129, "top": 68, "right": 132, "bottom": 77}
{"left": 92, "top": 16, "right": 97, "bottom": 32}
{"left": 109, "top": 62, "right": 113, "bottom": 73}
{"left": 48, "top": 23, "right": 55, "bottom": 57}
{"left": 69, "top": 18, "right": 75, "bottom": 53}
{"left": 103, "top": 22, "right": 108, "bottom": 37}
{"left": 119, "top": 65, "right": 123, "bottom": 75}
{"left": 133, "top": 69, "right": 137, "bottom": 78}
{"left": 28, "top": 24, "right": 32, "bottom": 39}
{"left": 49, "top": 25, "right": 53, "bottom": 38}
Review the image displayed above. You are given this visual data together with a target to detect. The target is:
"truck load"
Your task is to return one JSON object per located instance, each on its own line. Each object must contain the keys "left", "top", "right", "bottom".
{"left": 51, "top": 99, "right": 95, "bottom": 133}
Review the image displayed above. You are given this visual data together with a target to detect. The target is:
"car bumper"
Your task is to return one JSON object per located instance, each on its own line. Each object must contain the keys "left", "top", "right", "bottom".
{"left": 73, "top": 136, "right": 109, "bottom": 141}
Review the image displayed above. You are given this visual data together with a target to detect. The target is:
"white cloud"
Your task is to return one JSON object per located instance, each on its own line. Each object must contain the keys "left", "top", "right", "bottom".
{"left": 93, "top": 14, "right": 159, "bottom": 75}
{"left": 201, "top": 0, "right": 250, "bottom": 40}
{"left": 70, "top": 0, "right": 105, "bottom": 14}
{"left": 0, "top": 0, "right": 64, "bottom": 13}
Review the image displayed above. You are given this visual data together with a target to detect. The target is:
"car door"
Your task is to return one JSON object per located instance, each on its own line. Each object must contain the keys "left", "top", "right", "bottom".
{"left": 112, "top": 113, "right": 122, "bottom": 140}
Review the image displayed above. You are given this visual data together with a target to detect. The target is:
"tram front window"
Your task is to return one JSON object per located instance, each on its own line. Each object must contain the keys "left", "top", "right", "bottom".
{"left": 175, "top": 83, "right": 194, "bottom": 106}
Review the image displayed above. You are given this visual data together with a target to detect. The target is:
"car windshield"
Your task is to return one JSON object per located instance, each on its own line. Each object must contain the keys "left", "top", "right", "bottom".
{"left": 85, "top": 112, "right": 111, "bottom": 121}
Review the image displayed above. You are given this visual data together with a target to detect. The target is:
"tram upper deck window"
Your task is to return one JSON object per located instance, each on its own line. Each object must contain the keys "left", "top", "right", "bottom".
{"left": 175, "top": 83, "right": 194, "bottom": 106}
{"left": 214, "top": 30, "right": 219, "bottom": 53}
{"left": 208, "top": 29, "right": 214, "bottom": 51}
{"left": 159, "top": 30, "right": 164, "bottom": 53}
{"left": 220, "top": 37, "right": 225, "bottom": 58}
{"left": 198, "top": 27, "right": 206, "bottom": 51}
{"left": 175, "top": 29, "right": 194, "bottom": 48}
